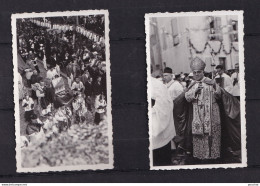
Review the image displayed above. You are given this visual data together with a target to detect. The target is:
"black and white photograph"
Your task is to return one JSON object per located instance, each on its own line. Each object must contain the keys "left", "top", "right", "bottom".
{"left": 12, "top": 10, "right": 113, "bottom": 172}
{"left": 146, "top": 11, "right": 247, "bottom": 169}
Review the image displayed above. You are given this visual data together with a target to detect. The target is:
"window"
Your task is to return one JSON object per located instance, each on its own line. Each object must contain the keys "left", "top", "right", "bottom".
{"left": 219, "top": 57, "right": 226, "bottom": 71}
{"left": 209, "top": 17, "right": 223, "bottom": 41}
{"left": 230, "top": 20, "right": 238, "bottom": 42}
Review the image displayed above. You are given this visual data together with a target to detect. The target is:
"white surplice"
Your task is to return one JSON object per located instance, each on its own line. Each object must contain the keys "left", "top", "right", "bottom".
{"left": 151, "top": 77, "right": 176, "bottom": 150}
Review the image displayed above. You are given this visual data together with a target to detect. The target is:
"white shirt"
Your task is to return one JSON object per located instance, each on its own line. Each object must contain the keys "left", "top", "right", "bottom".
{"left": 151, "top": 77, "right": 176, "bottom": 150}
{"left": 231, "top": 72, "right": 240, "bottom": 96}
{"left": 25, "top": 69, "right": 33, "bottom": 80}
{"left": 95, "top": 96, "right": 107, "bottom": 113}
{"left": 22, "top": 98, "right": 34, "bottom": 112}
{"left": 55, "top": 108, "right": 68, "bottom": 122}
{"left": 215, "top": 73, "right": 233, "bottom": 94}
{"left": 55, "top": 65, "right": 60, "bottom": 76}
{"left": 46, "top": 69, "right": 58, "bottom": 80}
{"left": 181, "top": 81, "right": 187, "bottom": 89}
{"left": 83, "top": 53, "right": 90, "bottom": 60}
{"left": 166, "top": 80, "right": 184, "bottom": 101}
{"left": 43, "top": 118, "right": 57, "bottom": 131}
{"left": 71, "top": 81, "right": 84, "bottom": 91}
{"left": 36, "top": 87, "right": 45, "bottom": 98}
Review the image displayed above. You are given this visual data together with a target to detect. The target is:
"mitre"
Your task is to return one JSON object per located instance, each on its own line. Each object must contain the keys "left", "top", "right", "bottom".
{"left": 190, "top": 57, "right": 206, "bottom": 71}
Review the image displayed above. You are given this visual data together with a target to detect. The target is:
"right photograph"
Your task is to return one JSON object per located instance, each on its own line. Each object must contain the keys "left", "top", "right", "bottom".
{"left": 145, "top": 11, "right": 247, "bottom": 170}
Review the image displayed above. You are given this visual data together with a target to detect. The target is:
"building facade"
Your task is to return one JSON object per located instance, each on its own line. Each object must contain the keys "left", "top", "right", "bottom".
{"left": 149, "top": 15, "right": 239, "bottom": 74}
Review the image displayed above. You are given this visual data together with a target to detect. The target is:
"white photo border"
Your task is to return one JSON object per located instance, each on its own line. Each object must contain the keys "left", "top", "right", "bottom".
{"left": 145, "top": 10, "right": 247, "bottom": 170}
{"left": 12, "top": 9, "right": 114, "bottom": 173}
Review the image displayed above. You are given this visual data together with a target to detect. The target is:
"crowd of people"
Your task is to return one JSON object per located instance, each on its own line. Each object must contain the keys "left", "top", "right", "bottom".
{"left": 17, "top": 18, "right": 107, "bottom": 148}
{"left": 152, "top": 63, "right": 240, "bottom": 99}
{"left": 151, "top": 58, "right": 241, "bottom": 166}
{"left": 78, "top": 15, "right": 105, "bottom": 36}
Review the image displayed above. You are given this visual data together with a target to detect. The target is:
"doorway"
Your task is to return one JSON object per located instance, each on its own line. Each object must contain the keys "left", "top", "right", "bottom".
{"left": 219, "top": 57, "right": 226, "bottom": 71}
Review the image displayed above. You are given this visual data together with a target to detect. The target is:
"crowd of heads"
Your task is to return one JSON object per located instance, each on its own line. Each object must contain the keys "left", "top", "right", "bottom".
{"left": 152, "top": 57, "right": 239, "bottom": 88}
{"left": 17, "top": 18, "right": 108, "bottom": 143}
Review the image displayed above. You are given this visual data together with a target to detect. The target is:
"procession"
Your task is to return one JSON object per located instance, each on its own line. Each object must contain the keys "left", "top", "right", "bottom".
{"left": 16, "top": 15, "right": 110, "bottom": 168}
{"left": 149, "top": 14, "right": 243, "bottom": 167}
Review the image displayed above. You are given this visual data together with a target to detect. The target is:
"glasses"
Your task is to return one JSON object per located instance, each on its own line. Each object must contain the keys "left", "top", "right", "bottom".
{"left": 193, "top": 70, "right": 203, "bottom": 75}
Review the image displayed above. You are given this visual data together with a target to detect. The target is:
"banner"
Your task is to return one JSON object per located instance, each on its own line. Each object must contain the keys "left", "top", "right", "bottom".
{"left": 52, "top": 77, "right": 66, "bottom": 94}
{"left": 29, "top": 19, "right": 103, "bottom": 42}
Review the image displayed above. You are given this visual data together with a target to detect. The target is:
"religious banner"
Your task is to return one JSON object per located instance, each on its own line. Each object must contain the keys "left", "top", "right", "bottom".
{"left": 29, "top": 19, "right": 103, "bottom": 42}
{"left": 52, "top": 77, "right": 66, "bottom": 94}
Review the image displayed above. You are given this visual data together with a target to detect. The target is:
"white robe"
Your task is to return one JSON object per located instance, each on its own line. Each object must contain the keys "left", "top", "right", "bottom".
{"left": 151, "top": 77, "right": 176, "bottom": 150}
{"left": 166, "top": 80, "right": 184, "bottom": 101}
{"left": 231, "top": 72, "right": 240, "bottom": 97}
{"left": 95, "top": 96, "right": 106, "bottom": 114}
{"left": 215, "top": 73, "right": 233, "bottom": 94}
{"left": 46, "top": 69, "right": 58, "bottom": 80}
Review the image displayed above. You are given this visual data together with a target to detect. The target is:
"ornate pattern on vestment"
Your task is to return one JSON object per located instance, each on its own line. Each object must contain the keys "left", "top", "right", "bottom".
{"left": 185, "top": 80, "right": 221, "bottom": 159}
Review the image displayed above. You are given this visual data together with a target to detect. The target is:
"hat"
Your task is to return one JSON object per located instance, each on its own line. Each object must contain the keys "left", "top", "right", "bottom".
{"left": 163, "top": 67, "right": 173, "bottom": 74}
{"left": 216, "top": 65, "right": 224, "bottom": 70}
{"left": 190, "top": 57, "right": 206, "bottom": 71}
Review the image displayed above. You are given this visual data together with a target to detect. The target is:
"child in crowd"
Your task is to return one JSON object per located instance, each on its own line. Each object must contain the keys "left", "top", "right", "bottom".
{"left": 94, "top": 94, "right": 106, "bottom": 125}
{"left": 22, "top": 93, "right": 35, "bottom": 122}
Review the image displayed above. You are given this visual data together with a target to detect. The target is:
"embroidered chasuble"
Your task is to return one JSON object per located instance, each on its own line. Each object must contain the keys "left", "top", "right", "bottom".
{"left": 185, "top": 77, "right": 221, "bottom": 159}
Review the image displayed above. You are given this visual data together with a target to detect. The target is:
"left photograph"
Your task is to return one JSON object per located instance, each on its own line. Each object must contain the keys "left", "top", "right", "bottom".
{"left": 12, "top": 10, "right": 113, "bottom": 172}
